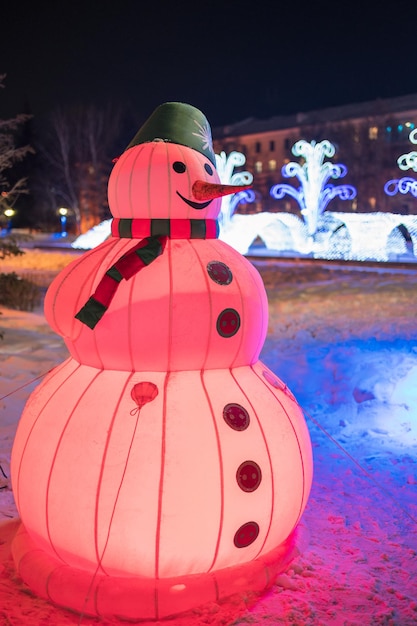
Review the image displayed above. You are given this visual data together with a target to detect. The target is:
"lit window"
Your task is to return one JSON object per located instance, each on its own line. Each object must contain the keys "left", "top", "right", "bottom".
{"left": 352, "top": 199, "right": 357, "bottom": 211}
{"left": 255, "top": 161, "right": 262, "bottom": 173}
{"left": 268, "top": 159, "right": 276, "bottom": 171}
{"left": 369, "top": 196, "right": 376, "bottom": 210}
{"left": 369, "top": 126, "right": 378, "bottom": 140}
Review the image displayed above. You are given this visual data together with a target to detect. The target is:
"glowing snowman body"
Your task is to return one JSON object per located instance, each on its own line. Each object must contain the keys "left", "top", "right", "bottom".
{"left": 11, "top": 104, "right": 312, "bottom": 621}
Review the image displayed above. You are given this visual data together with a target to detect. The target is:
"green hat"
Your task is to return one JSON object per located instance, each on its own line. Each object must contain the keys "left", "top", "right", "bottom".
{"left": 126, "top": 102, "right": 216, "bottom": 165}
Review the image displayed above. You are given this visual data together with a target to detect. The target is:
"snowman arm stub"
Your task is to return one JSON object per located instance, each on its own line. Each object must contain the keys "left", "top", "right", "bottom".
{"left": 75, "top": 235, "right": 166, "bottom": 329}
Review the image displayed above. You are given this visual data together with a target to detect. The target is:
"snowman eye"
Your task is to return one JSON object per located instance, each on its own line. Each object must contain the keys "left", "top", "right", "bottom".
{"left": 204, "top": 163, "right": 214, "bottom": 176}
{"left": 173, "top": 161, "right": 186, "bottom": 174}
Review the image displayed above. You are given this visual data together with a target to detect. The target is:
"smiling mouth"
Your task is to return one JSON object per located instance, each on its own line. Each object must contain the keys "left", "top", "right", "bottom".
{"left": 176, "top": 191, "right": 212, "bottom": 210}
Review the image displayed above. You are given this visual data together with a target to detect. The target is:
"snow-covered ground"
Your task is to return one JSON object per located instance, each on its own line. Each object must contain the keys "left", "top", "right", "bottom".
{"left": 1, "top": 250, "right": 416, "bottom": 625}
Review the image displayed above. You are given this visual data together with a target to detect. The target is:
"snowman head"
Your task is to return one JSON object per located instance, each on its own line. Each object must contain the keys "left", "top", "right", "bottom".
{"left": 108, "top": 103, "right": 249, "bottom": 221}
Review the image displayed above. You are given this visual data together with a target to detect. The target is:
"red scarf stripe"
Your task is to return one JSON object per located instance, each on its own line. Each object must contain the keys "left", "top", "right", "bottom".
{"left": 91, "top": 273, "right": 120, "bottom": 307}
{"left": 114, "top": 249, "right": 148, "bottom": 280}
{"left": 205, "top": 219, "right": 219, "bottom": 239}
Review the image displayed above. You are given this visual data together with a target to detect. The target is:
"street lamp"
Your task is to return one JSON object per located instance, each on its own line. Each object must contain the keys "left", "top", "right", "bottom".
{"left": 58, "top": 207, "right": 68, "bottom": 237}
{"left": 4, "top": 208, "right": 15, "bottom": 232}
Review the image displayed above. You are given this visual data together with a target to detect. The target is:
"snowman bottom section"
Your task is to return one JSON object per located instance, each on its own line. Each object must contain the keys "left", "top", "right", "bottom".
{"left": 11, "top": 357, "right": 313, "bottom": 581}
{"left": 12, "top": 521, "right": 307, "bottom": 621}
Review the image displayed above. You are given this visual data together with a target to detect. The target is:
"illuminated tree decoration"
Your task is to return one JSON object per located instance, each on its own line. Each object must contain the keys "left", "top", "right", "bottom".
{"left": 270, "top": 140, "right": 357, "bottom": 237}
{"left": 11, "top": 103, "right": 312, "bottom": 622}
{"left": 384, "top": 128, "right": 417, "bottom": 198}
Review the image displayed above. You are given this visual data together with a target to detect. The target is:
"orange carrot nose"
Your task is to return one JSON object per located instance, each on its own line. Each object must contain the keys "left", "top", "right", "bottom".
{"left": 192, "top": 180, "right": 252, "bottom": 201}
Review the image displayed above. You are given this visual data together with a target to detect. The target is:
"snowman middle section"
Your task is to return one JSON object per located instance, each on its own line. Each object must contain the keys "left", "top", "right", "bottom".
{"left": 44, "top": 237, "right": 269, "bottom": 372}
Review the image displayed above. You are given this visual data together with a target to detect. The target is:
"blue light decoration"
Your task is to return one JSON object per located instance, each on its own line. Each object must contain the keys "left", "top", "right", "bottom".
{"left": 270, "top": 140, "right": 357, "bottom": 237}
{"left": 384, "top": 128, "right": 417, "bottom": 198}
{"left": 215, "top": 151, "right": 255, "bottom": 230}
{"left": 385, "top": 178, "right": 417, "bottom": 198}
{"left": 229, "top": 188, "right": 256, "bottom": 213}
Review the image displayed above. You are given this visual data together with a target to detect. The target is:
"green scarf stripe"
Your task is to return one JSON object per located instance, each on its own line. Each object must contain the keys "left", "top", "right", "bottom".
{"left": 75, "top": 297, "right": 108, "bottom": 329}
{"left": 151, "top": 219, "right": 170, "bottom": 237}
{"left": 106, "top": 266, "right": 123, "bottom": 282}
{"left": 118, "top": 219, "right": 133, "bottom": 238}
{"left": 135, "top": 237, "right": 163, "bottom": 265}
{"left": 190, "top": 220, "right": 206, "bottom": 238}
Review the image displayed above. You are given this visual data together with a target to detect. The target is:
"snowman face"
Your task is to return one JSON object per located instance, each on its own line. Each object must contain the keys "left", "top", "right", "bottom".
{"left": 108, "top": 141, "right": 222, "bottom": 220}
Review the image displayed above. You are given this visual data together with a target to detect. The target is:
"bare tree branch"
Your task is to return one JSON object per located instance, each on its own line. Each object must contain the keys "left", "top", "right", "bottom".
{"left": 34, "top": 103, "right": 123, "bottom": 233}
{"left": 0, "top": 76, "right": 33, "bottom": 229}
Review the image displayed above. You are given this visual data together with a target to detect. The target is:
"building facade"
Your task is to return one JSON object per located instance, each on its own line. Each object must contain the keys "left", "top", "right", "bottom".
{"left": 212, "top": 94, "right": 417, "bottom": 216}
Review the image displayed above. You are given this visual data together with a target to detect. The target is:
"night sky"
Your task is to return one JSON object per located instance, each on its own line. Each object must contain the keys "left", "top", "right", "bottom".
{"left": 2, "top": 0, "right": 417, "bottom": 131}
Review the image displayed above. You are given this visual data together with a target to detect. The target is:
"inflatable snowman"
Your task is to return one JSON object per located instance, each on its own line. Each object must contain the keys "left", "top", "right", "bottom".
{"left": 11, "top": 103, "right": 313, "bottom": 621}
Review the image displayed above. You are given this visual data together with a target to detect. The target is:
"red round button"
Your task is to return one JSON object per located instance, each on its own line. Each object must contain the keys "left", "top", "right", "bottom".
{"left": 207, "top": 261, "right": 233, "bottom": 285}
{"left": 223, "top": 403, "right": 250, "bottom": 431}
{"left": 234, "top": 521, "right": 260, "bottom": 548}
{"left": 236, "top": 461, "right": 262, "bottom": 492}
{"left": 216, "top": 308, "right": 240, "bottom": 337}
